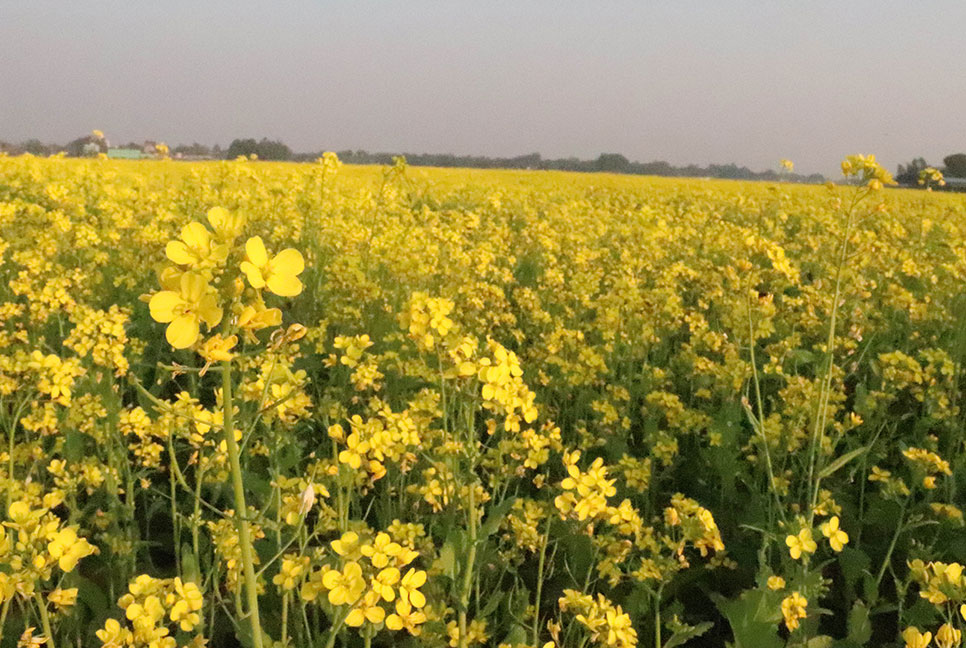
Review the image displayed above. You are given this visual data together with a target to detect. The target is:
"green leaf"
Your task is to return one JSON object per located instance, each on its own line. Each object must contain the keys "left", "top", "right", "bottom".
{"left": 181, "top": 544, "right": 201, "bottom": 585}
{"left": 479, "top": 497, "right": 516, "bottom": 539}
{"left": 480, "top": 591, "right": 504, "bottom": 617}
{"left": 838, "top": 547, "right": 871, "bottom": 589}
{"left": 502, "top": 624, "right": 528, "bottom": 647}
{"left": 63, "top": 428, "right": 85, "bottom": 462}
{"left": 558, "top": 533, "right": 594, "bottom": 584}
{"left": 806, "top": 636, "right": 834, "bottom": 648}
{"left": 664, "top": 621, "right": 713, "bottom": 648}
{"left": 436, "top": 531, "right": 466, "bottom": 581}
{"left": 903, "top": 597, "right": 941, "bottom": 629}
{"left": 76, "top": 576, "right": 109, "bottom": 618}
{"left": 712, "top": 589, "right": 783, "bottom": 648}
{"left": 437, "top": 542, "right": 457, "bottom": 579}
{"left": 847, "top": 601, "right": 871, "bottom": 645}
{"left": 818, "top": 445, "right": 870, "bottom": 480}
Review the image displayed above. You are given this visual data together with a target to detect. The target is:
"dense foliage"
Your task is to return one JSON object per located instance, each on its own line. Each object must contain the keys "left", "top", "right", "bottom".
{"left": 0, "top": 153, "right": 963, "bottom": 648}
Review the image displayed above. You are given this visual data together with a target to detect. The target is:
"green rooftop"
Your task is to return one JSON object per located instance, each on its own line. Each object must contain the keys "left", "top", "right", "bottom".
{"left": 107, "top": 148, "right": 147, "bottom": 160}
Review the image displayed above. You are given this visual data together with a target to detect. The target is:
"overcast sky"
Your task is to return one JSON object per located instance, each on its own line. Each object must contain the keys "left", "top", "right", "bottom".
{"left": 2, "top": 1, "right": 964, "bottom": 175}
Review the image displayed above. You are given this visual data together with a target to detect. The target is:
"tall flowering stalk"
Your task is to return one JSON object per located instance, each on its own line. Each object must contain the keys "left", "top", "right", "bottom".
{"left": 148, "top": 206, "right": 305, "bottom": 648}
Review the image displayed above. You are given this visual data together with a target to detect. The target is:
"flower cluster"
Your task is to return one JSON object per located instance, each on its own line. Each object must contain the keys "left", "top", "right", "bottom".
{"left": 558, "top": 589, "right": 638, "bottom": 648}
{"left": 301, "top": 530, "right": 428, "bottom": 634}
{"left": 96, "top": 575, "right": 205, "bottom": 648}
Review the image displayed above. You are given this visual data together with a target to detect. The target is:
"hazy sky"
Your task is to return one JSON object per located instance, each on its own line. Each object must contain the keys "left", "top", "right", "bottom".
{"left": 2, "top": 1, "right": 964, "bottom": 175}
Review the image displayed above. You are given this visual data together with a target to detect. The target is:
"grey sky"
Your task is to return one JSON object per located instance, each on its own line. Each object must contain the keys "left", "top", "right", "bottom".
{"left": 1, "top": 1, "right": 963, "bottom": 175}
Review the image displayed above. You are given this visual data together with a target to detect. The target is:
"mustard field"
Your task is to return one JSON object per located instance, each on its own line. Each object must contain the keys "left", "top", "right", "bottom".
{"left": 0, "top": 153, "right": 964, "bottom": 648}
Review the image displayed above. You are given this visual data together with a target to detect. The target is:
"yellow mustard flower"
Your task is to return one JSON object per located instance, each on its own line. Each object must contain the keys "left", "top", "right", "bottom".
{"left": 165, "top": 222, "right": 228, "bottom": 269}
{"left": 206, "top": 206, "right": 246, "bottom": 242}
{"left": 361, "top": 532, "right": 403, "bottom": 569}
{"left": 47, "top": 527, "right": 96, "bottom": 572}
{"left": 198, "top": 333, "right": 238, "bottom": 364}
{"left": 371, "top": 566, "right": 400, "bottom": 602}
{"left": 903, "top": 627, "right": 933, "bottom": 648}
{"left": 780, "top": 592, "right": 808, "bottom": 631}
{"left": 937, "top": 623, "right": 962, "bottom": 648}
{"left": 236, "top": 304, "right": 283, "bottom": 340}
{"left": 240, "top": 236, "right": 305, "bottom": 297}
{"left": 48, "top": 587, "right": 78, "bottom": 610}
{"left": 399, "top": 568, "right": 427, "bottom": 608}
{"left": 168, "top": 578, "right": 204, "bottom": 631}
{"left": 331, "top": 531, "right": 363, "bottom": 560}
{"left": 386, "top": 598, "right": 427, "bottom": 634}
{"left": 345, "top": 590, "right": 386, "bottom": 627}
{"left": 149, "top": 272, "right": 223, "bottom": 349}
{"left": 820, "top": 516, "right": 849, "bottom": 552}
{"left": 785, "top": 528, "right": 817, "bottom": 560}
{"left": 321, "top": 561, "right": 365, "bottom": 606}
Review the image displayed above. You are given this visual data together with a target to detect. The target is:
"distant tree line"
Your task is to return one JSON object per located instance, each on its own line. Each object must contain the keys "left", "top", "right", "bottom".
{"left": 295, "top": 150, "right": 825, "bottom": 182}
{"left": 896, "top": 153, "right": 966, "bottom": 189}
{"left": 224, "top": 138, "right": 292, "bottom": 161}
{"left": 10, "top": 131, "right": 966, "bottom": 189}
{"left": 0, "top": 136, "right": 827, "bottom": 182}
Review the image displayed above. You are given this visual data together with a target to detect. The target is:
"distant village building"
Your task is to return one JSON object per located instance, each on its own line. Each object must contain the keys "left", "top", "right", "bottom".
{"left": 107, "top": 148, "right": 148, "bottom": 160}
{"left": 942, "top": 177, "right": 966, "bottom": 192}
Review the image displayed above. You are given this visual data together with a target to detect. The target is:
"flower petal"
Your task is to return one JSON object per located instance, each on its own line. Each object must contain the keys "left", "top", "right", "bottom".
{"left": 197, "top": 295, "right": 223, "bottom": 329}
{"left": 267, "top": 273, "right": 303, "bottom": 297}
{"left": 272, "top": 248, "right": 304, "bottom": 276}
{"left": 166, "top": 315, "right": 200, "bottom": 349}
{"left": 245, "top": 236, "right": 269, "bottom": 267}
{"left": 344, "top": 608, "right": 365, "bottom": 627}
{"left": 149, "top": 291, "right": 182, "bottom": 322}
{"left": 181, "top": 272, "right": 208, "bottom": 302}
{"left": 240, "top": 261, "right": 266, "bottom": 289}
{"left": 408, "top": 588, "right": 426, "bottom": 608}
{"left": 181, "top": 222, "right": 211, "bottom": 250}
{"left": 207, "top": 207, "right": 229, "bottom": 231}
{"left": 165, "top": 241, "right": 194, "bottom": 265}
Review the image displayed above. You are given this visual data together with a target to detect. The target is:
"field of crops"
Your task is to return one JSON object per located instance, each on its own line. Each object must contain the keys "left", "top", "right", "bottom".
{"left": 0, "top": 153, "right": 964, "bottom": 648}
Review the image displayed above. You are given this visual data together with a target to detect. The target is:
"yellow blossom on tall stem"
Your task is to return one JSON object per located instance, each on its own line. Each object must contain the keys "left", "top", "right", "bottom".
{"left": 345, "top": 590, "right": 386, "bottom": 627}
{"left": 820, "top": 516, "right": 849, "bottom": 552}
{"left": 321, "top": 561, "right": 365, "bottom": 606}
{"left": 206, "top": 206, "right": 247, "bottom": 242}
{"left": 903, "top": 627, "right": 933, "bottom": 648}
{"left": 198, "top": 334, "right": 237, "bottom": 365}
{"left": 149, "top": 273, "right": 223, "bottom": 349}
{"left": 240, "top": 236, "right": 305, "bottom": 297}
{"left": 386, "top": 598, "right": 427, "bottom": 634}
{"left": 780, "top": 592, "right": 808, "bottom": 631}
{"left": 785, "top": 528, "right": 817, "bottom": 560}
{"left": 766, "top": 576, "right": 785, "bottom": 590}
{"left": 165, "top": 222, "right": 228, "bottom": 269}
{"left": 937, "top": 623, "right": 962, "bottom": 648}
{"left": 399, "top": 568, "right": 427, "bottom": 608}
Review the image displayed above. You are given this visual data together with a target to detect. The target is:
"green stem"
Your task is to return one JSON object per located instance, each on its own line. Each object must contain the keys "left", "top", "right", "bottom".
{"left": 35, "top": 591, "right": 56, "bottom": 648}
{"left": 221, "top": 360, "right": 265, "bottom": 648}
{"left": 170, "top": 451, "right": 181, "bottom": 575}
{"left": 458, "top": 473, "right": 478, "bottom": 648}
{"left": 873, "top": 497, "right": 909, "bottom": 594}
{"left": 654, "top": 585, "right": 664, "bottom": 648}
{"left": 806, "top": 193, "right": 859, "bottom": 526}
{"left": 532, "top": 515, "right": 552, "bottom": 647}
{"left": 746, "top": 299, "right": 787, "bottom": 526}
{"left": 323, "top": 608, "right": 347, "bottom": 648}
{"left": 281, "top": 591, "right": 289, "bottom": 647}
{"left": 192, "top": 463, "right": 205, "bottom": 567}
{"left": 0, "top": 595, "right": 11, "bottom": 644}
